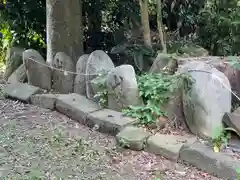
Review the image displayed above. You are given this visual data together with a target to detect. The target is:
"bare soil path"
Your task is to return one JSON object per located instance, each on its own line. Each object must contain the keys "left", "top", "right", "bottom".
{"left": 0, "top": 98, "right": 221, "bottom": 180}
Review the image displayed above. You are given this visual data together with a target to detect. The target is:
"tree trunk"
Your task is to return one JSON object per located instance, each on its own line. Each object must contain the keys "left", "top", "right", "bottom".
{"left": 46, "top": 0, "right": 84, "bottom": 66}
{"left": 139, "top": 0, "right": 152, "bottom": 48}
{"left": 156, "top": 0, "right": 167, "bottom": 53}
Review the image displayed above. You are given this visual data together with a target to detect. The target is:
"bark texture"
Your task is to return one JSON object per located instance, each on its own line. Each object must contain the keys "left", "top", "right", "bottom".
{"left": 46, "top": 0, "right": 83, "bottom": 66}
{"left": 156, "top": 0, "right": 167, "bottom": 53}
{"left": 139, "top": 0, "right": 152, "bottom": 48}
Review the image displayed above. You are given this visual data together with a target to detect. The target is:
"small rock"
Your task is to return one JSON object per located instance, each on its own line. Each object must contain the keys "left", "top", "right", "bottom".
{"left": 174, "top": 164, "right": 186, "bottom": 176}
{"left": 116, "top": 126, "right": 150, "bottom": 151}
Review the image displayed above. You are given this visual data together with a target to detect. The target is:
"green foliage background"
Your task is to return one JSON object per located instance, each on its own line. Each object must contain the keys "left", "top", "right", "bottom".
{"left": 197, "top": 0, "right": 240, "bottom": 56}
{"left": 1, "top": 0, "right": 240, "bottom": 63}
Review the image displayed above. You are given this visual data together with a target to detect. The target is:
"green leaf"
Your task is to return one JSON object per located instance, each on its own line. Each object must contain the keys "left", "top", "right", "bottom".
{"left": 236, "top": 167, "right": 240, "bottom": 174}
{"left": 212, "top": 126, "right": 223, "bottom": 139}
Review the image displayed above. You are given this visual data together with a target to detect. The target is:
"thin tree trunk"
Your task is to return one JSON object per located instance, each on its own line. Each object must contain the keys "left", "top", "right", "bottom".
{"left": 156, "top": 0, "right": 167, "bottom": 53}
{"left": 139, "top": 0, "right": 152, "bottom": 48}
{"left": 46, "top": 0, "right": 84, "bottom": 66}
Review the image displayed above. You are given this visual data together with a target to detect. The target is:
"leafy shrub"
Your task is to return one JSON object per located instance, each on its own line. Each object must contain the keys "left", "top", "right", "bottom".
{"left": 92, "top": 71, "right": 109, "bottom": 107}
{"left": 0, "top": 22, "right": 13, "bottom": 64}
{"left": 236, "top": 167, "right": 240, "bottom": 180}
{"left": 0, "top": 0, "right": 46, "bottom": 57}
{"left": 197, "top": 0, "right": 240, "bottom": 56}
{"left": 123, "top": 73, "right": 192, "bottom": 125}
{"left": 211, "top": 126, "right": 237, "bottom": 152}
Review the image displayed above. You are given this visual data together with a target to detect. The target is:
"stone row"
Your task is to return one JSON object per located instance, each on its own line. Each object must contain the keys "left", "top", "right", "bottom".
{"left": 8, "top": 47, "right": 238, "bottom": 141}
{"left": 8, "top": 49, "right": 143, "bottom": 113}
{"left": 3, "top": 82, "right": 240, "bottom": 180}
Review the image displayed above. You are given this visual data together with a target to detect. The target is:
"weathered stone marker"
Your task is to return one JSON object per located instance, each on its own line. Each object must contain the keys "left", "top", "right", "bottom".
{"left": 106, "top": 65, "right": 143, "bottom": 111}
{"left": 85, "top": 50, "right": 114, "bottom": 99}
{"left": 52, "top": 52, "right": 75, "bottom": 93}
{"left": 74, "top": 54, "right": 89, "bottom": 95}
{"left": 179, "top": 61, "right": 231, "bottom": 139}
{"left": 23, "top": 49, "right": 52, "bottom": 90}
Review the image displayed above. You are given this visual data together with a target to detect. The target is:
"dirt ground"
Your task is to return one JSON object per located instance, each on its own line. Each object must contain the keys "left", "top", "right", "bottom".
{"left": 0, "top": 98, "right": 222, "bottom": 180}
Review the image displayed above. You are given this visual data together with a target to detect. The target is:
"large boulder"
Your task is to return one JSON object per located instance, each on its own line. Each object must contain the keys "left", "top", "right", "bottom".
{"left": 23, "top": 49, "right": 52, "bottom": 90}
{"left": 85, "top": 50, "right": 114, "bottom": 99}
{"left": 106, "top": 64, "right": 143, "bottom": 111}
{"left": 73, "top": 54, "right": 89, "bottom": 95}
{"left": 52, "top": 52, "right": 75, "bottom": 93}
{"left": 4, "top": 47, "right": 24, "bottom": 79}
{"left": 179, "top": 61, "right": 231, "bottom": 139}
{"left": 178, "top": 56, "right": 240, "bottom": 99}
{"left": 209, "top": 56, "right": 240, "bottom": 101}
